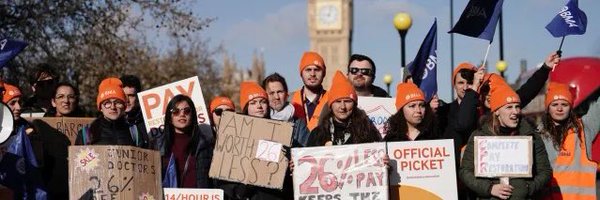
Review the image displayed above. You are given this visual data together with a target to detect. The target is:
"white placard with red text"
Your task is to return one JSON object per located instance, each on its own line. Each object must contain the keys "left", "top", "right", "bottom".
{"left": 357, "top": 97, "right": 396, "bottom": 139}
{"left": 292, "top": 143, "right": 388, "bottom": 200}
{"left": 163, "top": 188, "right": 223, "bottom": 200}
{"left": 387, "top": 139, "right": 457, "bottom": 199}
{"left": 137, "top": 76, "right": 211, "bottom": 133}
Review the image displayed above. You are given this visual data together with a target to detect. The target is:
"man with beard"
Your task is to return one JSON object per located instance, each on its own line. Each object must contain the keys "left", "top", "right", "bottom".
{"left": 346, "top": 54, "right": 389, "bottom": 97}
{"left": 24, "top": 64, "right": 58, "bottom": 114}
{"left": 291, "top": 51, "right": 328, "bottom": 131}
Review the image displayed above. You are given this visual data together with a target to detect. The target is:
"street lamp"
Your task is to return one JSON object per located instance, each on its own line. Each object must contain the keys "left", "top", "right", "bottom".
{"left": 383, "top": 74, "right": 393, "bottom": 96}
{"left": 393, "top": 12, "right": 412, "bottom": 68}
{"left": 496, "top": 60, "right": 507, "bottom": 78}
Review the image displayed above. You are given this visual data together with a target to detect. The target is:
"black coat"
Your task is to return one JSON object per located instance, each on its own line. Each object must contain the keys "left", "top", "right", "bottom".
{"left": 74, "top": 117, "right": 148, "bottom": 147}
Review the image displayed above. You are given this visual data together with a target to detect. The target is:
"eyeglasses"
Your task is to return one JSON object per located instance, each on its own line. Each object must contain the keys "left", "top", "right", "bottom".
{"left": 213, "top": 108, "right": 234, "bottom": 116}
{"left": 55, "top": 94, "right": 77, "bottom": 101}
{"left": 349, "top": 67, "right": 373, "bottom": 76}
{"left": 102, "top": 100, "right": 125, "bottom": 109}
{"left": 170, "top": 107, "right": 192, "bottom": 116}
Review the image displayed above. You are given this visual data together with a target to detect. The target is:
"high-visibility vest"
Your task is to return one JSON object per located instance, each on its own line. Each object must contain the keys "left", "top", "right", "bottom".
{"left": 291, "top": 88, "right": 328, "bottom": 131}
{"left": 544, "top": 121, "right": 597, "bottom": 200}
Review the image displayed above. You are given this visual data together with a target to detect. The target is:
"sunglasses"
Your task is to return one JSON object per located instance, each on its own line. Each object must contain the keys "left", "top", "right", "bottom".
{"left": 349, "top": 67, "right": 373, "bottom": 76}
{"left": 170, "top": 107, "right": 192, "bottom": 116}
{"left": 213, "top": 108, "right": 234, "bottom": 116}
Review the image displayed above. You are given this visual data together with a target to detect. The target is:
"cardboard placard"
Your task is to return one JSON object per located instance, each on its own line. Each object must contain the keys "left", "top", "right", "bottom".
{"left": 474, "top": 136, "right": 533, "bottom": 178}
{"left": 387, "top": 139, "right": 457, "bottom": 200}
{"left": 26, "top": 117, "right": 94, "bottom": 145}
{"left": 163, "top": 188, "right": 223, "bottom": 200}
{"left": 137, "top": 76, "right": 211, "bottom": 133}
{"left": 209, "top": 112, "right": 293, "bottom": 189}
{"left": 68, "top": 145, "right": 162, "bottom": 200}
{"left": 357, "top": 97, "right": 396, "bottom": 138}
{"left": 292, "top": 143, "right": 389, "bottom": 200}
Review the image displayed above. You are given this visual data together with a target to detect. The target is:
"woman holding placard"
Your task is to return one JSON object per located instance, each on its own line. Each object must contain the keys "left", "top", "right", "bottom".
{"left": 537, "top": 82, "right": 599, "bottom": 200}
{"left": 306, "top": 71, "right": 381, "bottom": 147}
{"left": 459, "top": 82, "right": 552, "bottom": 199}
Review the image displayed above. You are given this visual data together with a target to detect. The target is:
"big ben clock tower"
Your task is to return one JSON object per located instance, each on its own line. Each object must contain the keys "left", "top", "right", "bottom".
{"left": 307, "top": 0, "right": 353, "bottom": 89}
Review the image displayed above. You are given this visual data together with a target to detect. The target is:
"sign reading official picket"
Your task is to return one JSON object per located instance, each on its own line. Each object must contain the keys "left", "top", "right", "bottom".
{"left": 387, "top": 139, "right": 457, "bottom": 200}
{"left": 209, "top": 112, "right": 293, "bottom": 189}
{"left": 68, "top": 145, "right": 162, "bottom": 200}
{"left": 357, "top": 97, "right": 396, "bottom": 138}
{"left": 292, "top": 143, "right": 389, "bottom": 200}
{"left": 474, "top": 136, "right": 533, "bottom": 177}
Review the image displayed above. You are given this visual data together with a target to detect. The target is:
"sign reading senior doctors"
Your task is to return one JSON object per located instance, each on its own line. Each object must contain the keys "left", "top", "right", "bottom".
{"left": 387, "top": 139, "right": 457, "bottom": 200}
{"left": 474, "top": 136, "right": 533, "bottom": 177}
{"left": 137, "top": 76, "right": 211, "bottom": 133}
{"left": 357, "top": 97, "right": 396, "bottom": 138}
{"left": 292, "top": 143, "right": 389, "bottom": 200}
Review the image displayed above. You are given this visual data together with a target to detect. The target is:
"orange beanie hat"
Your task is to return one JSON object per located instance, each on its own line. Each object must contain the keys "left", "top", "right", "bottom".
{"left": 545, "top": 82, "right": 573, "bottom": 108}
{"left": 210, "top": 96, "right": 235, "bottom": 113}
{"left": 485, "top": 73, "right": 510, "bottom": 94}
{"left": 489, "top": 85, "right": 520, "bottom": 112}
{"left": 96, "top": 77, "right": 126, "bottom": 110}
{"left": 239, "top": 81, "right": 267, "bottom": 110}
{"left": 452, "top": 62, "right": 477, "bottom": 86}
{"left": 395, "top": 83, "right": 425, "bottom": 110}
{"left": 2, "top": 84, "right": 22, "bottom": 103}
{"left": 299, "top": 51, "right": 325, "bottom": 74}
{"left": 327, "top": 71, "right": 357, "bottom": 106}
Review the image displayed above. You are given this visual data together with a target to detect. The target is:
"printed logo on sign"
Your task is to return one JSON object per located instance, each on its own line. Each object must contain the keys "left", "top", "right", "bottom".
{"left": 139, "top": 192, "right": 155, "bottom": 200}
{"left": 75, "top": 148, "right": 100, "bottom": 173}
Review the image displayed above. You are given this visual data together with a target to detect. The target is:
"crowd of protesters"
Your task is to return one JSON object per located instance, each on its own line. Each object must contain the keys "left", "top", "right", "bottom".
{"left": 0, "top": 50, "right": 598, "bottom": 200}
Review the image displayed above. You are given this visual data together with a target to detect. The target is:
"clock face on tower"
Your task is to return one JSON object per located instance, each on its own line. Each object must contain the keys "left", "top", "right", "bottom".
{"left": 315, "top": 1, "right": 342, "bottom": 30}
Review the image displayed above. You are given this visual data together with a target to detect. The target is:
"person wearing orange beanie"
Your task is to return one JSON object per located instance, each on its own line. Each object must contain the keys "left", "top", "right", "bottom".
{"left": 291, "top": 51, "right": 329, "bottom": 131}
{"left": 306, "top": 71, "right": 380, "bottom": 147}
{"left": 2, "top": 83, "right": 23, "bottom": 121}
{"left": 239, "top": 81, "right": 268, "bottom": 118}
{"left": 460, "top": 84, "right": 552, "bottom": 200}
{"left": 75, "top": 77, "right": 148, "bottom": 147}
{"left": 538, "top": 82, "right": 600, "bottom": 200}
{"left": 209, "top": 96, "right": 235, "bottom": 130}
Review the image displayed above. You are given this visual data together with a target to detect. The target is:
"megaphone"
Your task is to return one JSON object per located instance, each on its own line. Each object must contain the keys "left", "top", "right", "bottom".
{"left": 0, "top": 102, "right": 14, "bottom": 144}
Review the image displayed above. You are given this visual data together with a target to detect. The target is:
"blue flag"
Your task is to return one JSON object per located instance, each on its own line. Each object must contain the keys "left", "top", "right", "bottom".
{"left": 162, "top": 153, "right": 178, "bottom": 188}
{"left": 6, "top": 126, "right": 47, "bottom": 199}
{"left": 0, "top": 38, "right": 28, "bottom": 68}
{"left": 407, "top": 19, "right": 438, "bottom": 102}
{"left": 545, "top": 0, "right": 587, "bottom": 37}
{"left": 449, "top": 0, "right": 504, "bottom": 42}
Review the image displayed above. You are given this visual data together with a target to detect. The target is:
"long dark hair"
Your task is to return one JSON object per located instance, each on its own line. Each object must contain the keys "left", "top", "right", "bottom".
{"left": 384, "top": 104, "right": 438, "bottom": 141}
{"left": 163, "top": 95, "right": 200, "bottom": 155}
{"left": 540, "top": 109, "right": 581, "bottom": 150}
{"left": 311, "top": 105, "right": 380, "bottom": 146}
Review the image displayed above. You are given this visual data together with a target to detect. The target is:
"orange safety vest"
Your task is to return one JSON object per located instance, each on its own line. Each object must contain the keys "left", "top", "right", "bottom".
{"left": 544, "top": 121, "right": 597, "bottom": 200}
{"left": 291, "top": 88, "right": 328, "bottom": 131}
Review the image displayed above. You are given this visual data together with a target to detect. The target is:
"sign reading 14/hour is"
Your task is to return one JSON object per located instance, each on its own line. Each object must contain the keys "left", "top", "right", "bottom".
{"left": 474, "top": 136, "right": 533, "bottom": 178}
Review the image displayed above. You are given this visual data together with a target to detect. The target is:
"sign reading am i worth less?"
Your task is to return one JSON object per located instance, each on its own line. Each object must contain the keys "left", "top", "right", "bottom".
{"left": 474, "top": 136, "right": 533, "bottom": 178}
{"left": 292, "top": 143, "right": 389, "bottom": 200}
{"left": 357, "top": 97, "right": 396, "bottom": 139}
{"left": 137, "top": 76, "right": 211, "bottom": 133}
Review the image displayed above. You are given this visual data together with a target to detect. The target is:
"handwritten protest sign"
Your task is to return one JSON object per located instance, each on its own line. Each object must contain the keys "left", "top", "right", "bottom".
{"left": 357, "top": 97, "right": 396, "bottom": 138}
{"left": 163, "top": 188, "right": 223, "bottom": 200}
{"left": 209, "top": 112, "right": 293, "bottom": 189}
{"left": 387, "top": 139, "right": 457, "bottom": 200}
{"left": 474, "top": 136, "right": 533, "bottom": 177}
{"left": 69, "top": 146, "right": 162, "bottom": 200}
{"left": 137, "top": 76, "right": 211, "bottom": 133}
{"left": 26, "top": 117, "right": 94, "bottom": 144}
{"left": 292, "top": 143, "right": 389, "bottom": 200}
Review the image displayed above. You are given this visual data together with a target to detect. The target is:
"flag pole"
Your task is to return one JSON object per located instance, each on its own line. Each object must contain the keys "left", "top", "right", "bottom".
{"left": 482, "top": 42, "right": 492, "bottom": 67}
{"left": 557, "top": 36, "right": 565, "bottom": 57}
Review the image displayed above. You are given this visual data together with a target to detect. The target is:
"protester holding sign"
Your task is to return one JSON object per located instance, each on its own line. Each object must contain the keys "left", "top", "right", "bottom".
{"left": 460, "top": 82, "right": 551, "bottom": 199}
{"left": 209, "top": 96, "right": 235, "bottom": 133}
{"left": 384, "top": 83, "right": 439, "bottom": 142}
{"left": 157, "top": 94, "right": 214, "bottom": 188}
{"left": 538, "top": 82, "right": 599, "bottom": 200}
{"left": 307, "top": 71, "right": 381, "bottom": 147}
{"left": 75, "top": 77, "right": 149, "bottom": 148}
{"left": 43, "top": 82, "right": 85, "bottom": 117}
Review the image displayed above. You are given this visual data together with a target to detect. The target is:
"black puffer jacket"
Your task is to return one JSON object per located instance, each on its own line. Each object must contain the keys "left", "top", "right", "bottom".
{"left": 74, "top": 117, "right": 140, "bottom": 146}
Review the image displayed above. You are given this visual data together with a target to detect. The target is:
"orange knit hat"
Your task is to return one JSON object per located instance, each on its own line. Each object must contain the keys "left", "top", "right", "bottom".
{"left": 210, "top": 96, "right": 235, "bottom": 113}
{"left": 96, "top": 77, "right": 126, "bottom": 110}
{"left": 2, "top": 84, "right": 22, "bottom": 103}
{"left": 395, "top": 83, "right": 425, "bottom": 110}
{"left": 545, "top": 82, "right": 573, "bottom": 108}
{"left": 485, "top": 73, "right": 510, "bottom": 94}
{"left": 327, "top": 71, "right": 357, "bottom": 106}
{"left": 452, "top": 62, "right": 477, "bottom": 86}
{"left": 239, "top": 81, "right": 267, "bottom": 110}
{"left": 299, "top": 51, "right": 325, "bottom": 74}
{"left": 489, "top": 85, "right": 520, "bottom": 112}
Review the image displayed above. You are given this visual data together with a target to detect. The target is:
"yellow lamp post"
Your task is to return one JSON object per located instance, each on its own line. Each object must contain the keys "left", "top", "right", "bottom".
{"left": 393, "top": 12, "right": 412, "bottom": 68}
{"left": 383, "top": 74, "right": 393, "bottom": 95}
{"left": 496, "top": 60, "right": 507, "bottom": 78}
